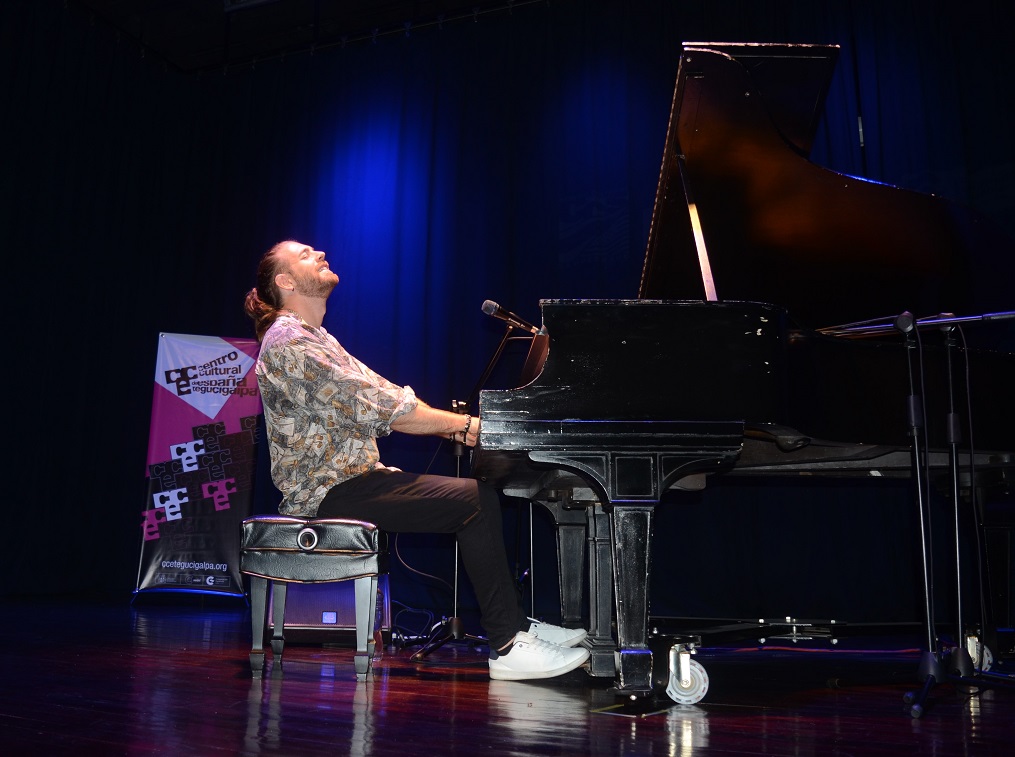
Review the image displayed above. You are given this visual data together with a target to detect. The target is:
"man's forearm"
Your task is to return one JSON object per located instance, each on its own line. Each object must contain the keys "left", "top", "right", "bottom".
{"left": 390, "top": 401, "right": 478, "bottom": 445}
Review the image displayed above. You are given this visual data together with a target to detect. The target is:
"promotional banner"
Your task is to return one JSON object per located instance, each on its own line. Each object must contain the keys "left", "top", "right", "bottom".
{"left": 135, "top": 333, "right": 263, "bottom": 596}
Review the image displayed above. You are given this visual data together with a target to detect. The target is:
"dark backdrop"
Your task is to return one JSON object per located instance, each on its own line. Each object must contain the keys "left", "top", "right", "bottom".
{"left": 3, "top": 0, "right": 1012, "bottom": 629}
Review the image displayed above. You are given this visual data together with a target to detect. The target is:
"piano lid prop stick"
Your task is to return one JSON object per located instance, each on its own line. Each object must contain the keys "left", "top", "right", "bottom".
{"left": 675, "top": 155, "right": 718, "bottom": 301}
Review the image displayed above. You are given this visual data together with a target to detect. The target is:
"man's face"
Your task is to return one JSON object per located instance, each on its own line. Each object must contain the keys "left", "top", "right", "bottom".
{"left": 280, "top": 241, "right": 339, "bottom": 297}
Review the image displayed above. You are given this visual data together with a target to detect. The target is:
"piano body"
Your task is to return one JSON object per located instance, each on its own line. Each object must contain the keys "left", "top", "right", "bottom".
{"left": 471, "top": 42, "right": 1014, "bottom": 697}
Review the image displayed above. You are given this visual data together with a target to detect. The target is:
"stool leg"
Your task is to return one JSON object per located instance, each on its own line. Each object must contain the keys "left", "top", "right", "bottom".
{"left": 270, "top": 582, "right": 288, "bottom": 672}
{"left": 354, "top": 575, "right": 379, "bottom": 680}
{"left": 249, "top": 576, "right": 268, "bottom": 677}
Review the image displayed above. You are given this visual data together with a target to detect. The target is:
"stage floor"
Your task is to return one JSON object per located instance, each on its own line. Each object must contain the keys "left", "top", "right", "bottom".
{"left": 1, "top": 596, "right": 1012, "bottom": 755}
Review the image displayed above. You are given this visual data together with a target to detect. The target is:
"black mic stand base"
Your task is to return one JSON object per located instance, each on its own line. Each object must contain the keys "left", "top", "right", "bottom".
{"left": 945, "top": 636, "right": 1015, "bottom": 692}
{"left": 409, "top": 616, "right": 487, "bottom": 662}
{"left": 946, "top": 643, "right": 975, "bottom": 678}
{"left": 903, "top": 652, "right": 944, "bottom": 719}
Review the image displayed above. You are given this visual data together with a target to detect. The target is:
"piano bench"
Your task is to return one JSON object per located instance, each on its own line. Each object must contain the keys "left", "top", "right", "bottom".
{"left": 239, "top": 515, "right": 389, "bottom": 680}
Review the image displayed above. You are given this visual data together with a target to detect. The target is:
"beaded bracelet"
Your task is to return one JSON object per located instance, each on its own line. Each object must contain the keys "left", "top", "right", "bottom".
{"left": 448, "top": 414, "right": 473, "bottom": 442}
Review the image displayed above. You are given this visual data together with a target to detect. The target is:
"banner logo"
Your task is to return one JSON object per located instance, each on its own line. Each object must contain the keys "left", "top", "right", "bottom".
{"left": 155, "top": 334, "right": 257, "bottom": 419}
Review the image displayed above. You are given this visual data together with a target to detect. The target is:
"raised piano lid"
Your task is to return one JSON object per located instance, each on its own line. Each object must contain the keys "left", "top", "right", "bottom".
{"left": 638, "top": 42, "right": 1011, "bottom": 330}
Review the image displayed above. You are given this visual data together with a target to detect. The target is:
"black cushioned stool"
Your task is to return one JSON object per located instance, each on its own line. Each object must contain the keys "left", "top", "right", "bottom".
{"left": 240, "top": 515, "right": 389, "bottom": 680}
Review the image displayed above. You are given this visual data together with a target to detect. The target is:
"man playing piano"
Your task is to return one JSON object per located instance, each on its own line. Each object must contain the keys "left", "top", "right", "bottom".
{"left": 243, "top": 239, "right": 589, "bottom": 681}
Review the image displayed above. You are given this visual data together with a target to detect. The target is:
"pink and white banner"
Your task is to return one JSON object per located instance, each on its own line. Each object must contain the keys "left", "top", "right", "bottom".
{"left": 135, "top": 333, "right": 262, "bottom": 596}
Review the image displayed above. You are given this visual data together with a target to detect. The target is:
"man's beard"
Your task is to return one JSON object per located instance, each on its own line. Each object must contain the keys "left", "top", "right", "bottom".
{"left": 293, "top": 270, "right": 337, "bottom": 298}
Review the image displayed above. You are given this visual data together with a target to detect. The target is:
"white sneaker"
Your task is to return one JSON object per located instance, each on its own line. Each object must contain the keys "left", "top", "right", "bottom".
{"left": 526, "top": 617, "right": 588, "bottom": 648}
{"left": 488, "top": 632, "right": 590, "bottom": 681}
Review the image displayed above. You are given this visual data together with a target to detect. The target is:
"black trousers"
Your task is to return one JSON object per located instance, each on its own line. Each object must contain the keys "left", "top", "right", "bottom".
{"left": 316, "top": 468, "right": 526, "bottom": 649}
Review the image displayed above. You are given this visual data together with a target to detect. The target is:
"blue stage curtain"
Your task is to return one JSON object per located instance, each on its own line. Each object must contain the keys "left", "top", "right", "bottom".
{"left": 4, "top": 0, "right": 1012, "bottom": 616}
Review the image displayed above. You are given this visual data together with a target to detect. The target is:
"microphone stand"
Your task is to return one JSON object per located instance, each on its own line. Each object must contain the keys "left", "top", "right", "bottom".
{"left": 895, "top": 312, "right": 944, "bottom": 719}
{"left": 464, "top": 322, "right": 529, "bottom": 408}
{"left": 410, "top": 323, "right": 534, "bottom": 662}
{"left": 836, "top": 311, "right": 1014, "bottom": 699}
{"left": 938, "top": 325, "right": 1015, "bottom": 693}
{"left": 409, "top": 399, "right": 488, "bottom": 661}
{"left": 941, "top": 322, "right": 975, "bottom": 679}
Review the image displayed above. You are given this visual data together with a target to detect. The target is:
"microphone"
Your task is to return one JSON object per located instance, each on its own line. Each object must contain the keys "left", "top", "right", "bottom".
{"left": 893, "top": 310, "right": 915, "bottom": 335}
{"left": 481, "top": 300, "right": 539, "bottom": 334}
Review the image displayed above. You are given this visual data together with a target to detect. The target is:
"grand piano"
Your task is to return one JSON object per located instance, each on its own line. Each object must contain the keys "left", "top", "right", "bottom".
{"left": 470, "top": 42, "right": 1014, "bottom": 698}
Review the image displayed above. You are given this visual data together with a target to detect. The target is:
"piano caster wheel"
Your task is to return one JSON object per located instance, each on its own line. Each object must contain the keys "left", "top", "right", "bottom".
{"left": 665, "top": 658, "right": 709, "bottom": 704}
{"left": 966, "top": 637, "right": 994, "bottom": 672}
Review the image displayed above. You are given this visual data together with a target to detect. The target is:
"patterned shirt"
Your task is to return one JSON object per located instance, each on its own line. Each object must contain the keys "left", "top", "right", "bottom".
{"left": 255, "top": 312, "right": 418, "bottom": 516}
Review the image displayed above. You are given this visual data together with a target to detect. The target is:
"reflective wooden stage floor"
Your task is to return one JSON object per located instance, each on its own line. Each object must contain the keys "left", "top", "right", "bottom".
{"left": 1, "top": 597, "right": 1013, "bottom": 756}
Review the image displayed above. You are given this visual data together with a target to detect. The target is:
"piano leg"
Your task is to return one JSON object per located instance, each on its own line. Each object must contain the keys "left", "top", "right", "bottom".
{"left": 538, "top": 497, "right": 617, "bottom": 678}
{"left": 586, "top": 502, "right": 618, "bottom": 677}
{"left": 538, "top": 500, "right": 587, "bottom": 629}
{"left": 609, "top": 505, "right": 655, "bottom": 696}
{"left": 539, "top": 496, "right": 660, "bottom": 693}
{"left": 535, "top": 499, "right": 584, "bottom": 629}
